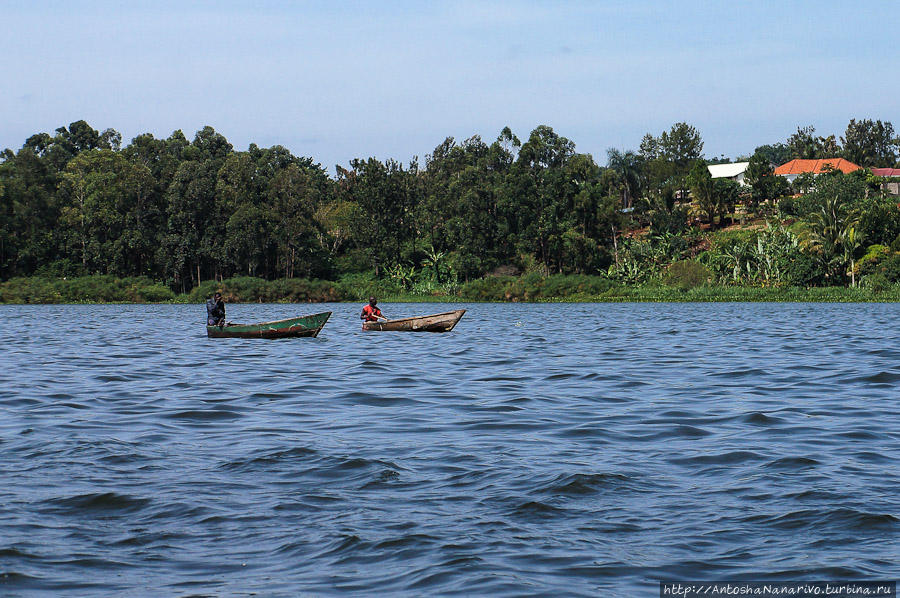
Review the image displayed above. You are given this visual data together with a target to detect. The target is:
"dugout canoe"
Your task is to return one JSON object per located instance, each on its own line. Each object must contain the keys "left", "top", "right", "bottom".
{"left": 362, "top": 309, "right": 465, "bottom": 333}
{"left": 207, "top": 312, "right": 331, "bottom": 339}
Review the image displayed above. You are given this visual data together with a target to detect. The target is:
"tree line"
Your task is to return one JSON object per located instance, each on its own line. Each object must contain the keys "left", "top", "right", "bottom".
{"left": 1, "top": 119, "right": 898, "bottom": 290}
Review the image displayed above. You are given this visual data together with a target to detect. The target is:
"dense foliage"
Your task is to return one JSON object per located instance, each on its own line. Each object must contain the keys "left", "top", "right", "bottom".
{"left": 2, "top": 118, "right": 899, "bottom": 301}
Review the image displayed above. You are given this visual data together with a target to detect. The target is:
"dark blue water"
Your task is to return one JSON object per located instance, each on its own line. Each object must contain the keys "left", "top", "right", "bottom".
{"left": 1, "top": 303, "right": 898, "bottom": 596}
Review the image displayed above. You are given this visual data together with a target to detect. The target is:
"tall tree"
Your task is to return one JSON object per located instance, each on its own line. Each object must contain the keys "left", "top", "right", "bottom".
{"left": 606, "top": 149, "right": 643, "bottom": 209}
{"left": 659, "top": 122, "right": 704, "bottom": 199}
{"left": 268, "top": 162, "right": 329, "bottom": 278}
{"left": 753, "top": 143, "right": 791, "bottom": 167}
{"left": 841, "top": 119, "right": 898, "bottom": 167}
{"left": 688, "top": 159, "right": 718, "bottom": 225}
{"left": 744, "top": 151, "right": 775, "bottom": 209}
{"left": 787, "top": 125, "right": 841, "bottom": 159}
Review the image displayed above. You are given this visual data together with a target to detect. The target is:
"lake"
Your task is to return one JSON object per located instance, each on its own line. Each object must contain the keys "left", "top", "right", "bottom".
{"left": 1, "top": 302, "right": 898, "bottom": 596}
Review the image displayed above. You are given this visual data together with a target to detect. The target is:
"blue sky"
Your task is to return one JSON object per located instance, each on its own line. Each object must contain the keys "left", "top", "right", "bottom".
{"left": 2, "top": 1, "right": 898, "bottom": 170}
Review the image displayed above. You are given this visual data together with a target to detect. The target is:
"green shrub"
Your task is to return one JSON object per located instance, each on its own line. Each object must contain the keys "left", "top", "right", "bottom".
{"left": 0, "top": 277, "right": 63, "bottom": 303}
{"left": 861, "top": 273, "right": 892, "bottom": 293}
{"left": 336, "top": 272, "right": 402, "bottom": 301}
{"left": 876, "top": 254, "right": 900, "bottom": 283}
{"left": 777, "top": 196, "right": 797, "bottom": 217}
{"left": 536, "top": 274, "right": 616, "bottom": 298}
{"left": 132, "top": 283, "right": 176, "bottom": 302}
{"left": 857, "top": 198, "right": 900, "bottom": 247}
{"left": 458, "top": 274, "right": 619, "bottom": 301}
{"left": 268, "top": 278, "right": 347, "bottom": 302}
{"left": 187, "top": 281, "right": 222, "bottom": 303}
{"left": 662, "top": 260, "right": 710, "bottom": 289}
{"left": 784, "top": 252, "right": 827, "bottom": 287}
{"left": 858, "top": 245, "right": 890, "bottom": 277}
{"left": 458, "top": 276, "right": 515, "bottom": 301}
{"left": 61, "top": 276, "right": 129, "bottom": 302}
{"left": 187, "top": 277, "right": 348, "bottom": 303}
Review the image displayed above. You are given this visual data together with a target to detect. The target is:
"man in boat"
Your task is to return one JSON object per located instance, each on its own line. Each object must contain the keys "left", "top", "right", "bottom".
{"left": 207, "top": 292, "right": 226, "bottom": 326}
{"left": 360, "top": 297, "right": 386, "bottom": 322}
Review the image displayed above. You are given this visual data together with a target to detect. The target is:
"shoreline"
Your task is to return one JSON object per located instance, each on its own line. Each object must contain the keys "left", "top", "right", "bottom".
{"left": 1, "top": 275, "right": 899, "bottom": 304}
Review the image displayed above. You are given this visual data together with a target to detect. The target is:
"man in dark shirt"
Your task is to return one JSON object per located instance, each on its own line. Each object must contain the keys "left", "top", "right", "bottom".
{"left": 207, "top": 292, "right": 226, "bottom": 326}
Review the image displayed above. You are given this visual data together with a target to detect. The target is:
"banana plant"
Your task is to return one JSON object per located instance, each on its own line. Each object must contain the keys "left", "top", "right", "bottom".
{"left": 422, "top": 245, "right": 447, "bottom": 283}
{"left": 386, "top": 263, "right": 416, "bottom": 290}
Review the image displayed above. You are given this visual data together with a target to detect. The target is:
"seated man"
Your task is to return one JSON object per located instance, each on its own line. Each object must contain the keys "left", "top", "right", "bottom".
{"left": 360, "top": 296, "right": 386, "bottom": 322}
{"left": 207, "top": 292, "right": 226, "bottom": 326}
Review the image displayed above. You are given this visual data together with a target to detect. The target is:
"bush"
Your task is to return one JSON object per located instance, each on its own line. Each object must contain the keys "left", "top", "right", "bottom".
{"left": 876, "top": 254, "right": 900, "bottom": 283}
{"left": 777, "top": 196, "right": 797, "bottom": 217}
{"left": 458, "top": 274, "right": 619, "bottom": 301}
{"left": 649, "top": 206, "right": 689, "bottom": 236}
{"left": 458, "top": 276, "right": 515, "bottom": 301}
{"left": 188, "top": 277, "right": 349, "bottom": 303}
{"left": 121, "top": 277, "right": 176, "bottom": 302}
{"left": 0, "top": 275, "right": 180, "bottom": 303}
{"left": 0, "top": 277, "right": 63, "bottom": 303}
{"left": 662, "top": 260, "right": 710, "bottom": 289}
{"left": 861, "top": 273, "right": 892, "bottom": 293}
{"left": 61, "top": 276, "right": 129, "bottom": 302}
{"left": 537, "top": 274, "right": 617, "bottom": 298}
{"left": 857, "top": 198, "right": 900, "bottom": 247}
{"left": 187, "top": 280, "right": 222, "bottom": 303}
{"left": 783, "top": 252, "right": 827, "bottom": 287}
{"left": 857, "top": 245, "right": 890, "bottom": 277}
{"left": 132, "top": 283, "right": 176, "bottom": 302}
{"left": 336, "top": 272, "right": 402, "bottom": 301}
{"left": 268, "top": 278, "right": 347, "bottom": 302}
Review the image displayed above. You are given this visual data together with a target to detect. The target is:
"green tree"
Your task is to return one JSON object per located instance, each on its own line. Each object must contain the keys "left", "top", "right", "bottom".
{"left": 268, "top": 162, "right": 329, "bottom": 278}
{"left": 753, "top": 143, "right": 791, "bottom": 167}
{"left": 841, "top": 119, "right": 898, "bottom": 167}
{"left": 639, "top": 123, "right": 703, "bottom": 201}
{"left": 802, "top": 175, "right": 866, "bottom": 284}
{"left": 788, "top": 125, "right": 824, "bottom": 159}
{"left": 606, "top": 148, "right": 643, "bottom": 209}
{"left": 688, "top": 160, "right": 717, "bottom": 225}
{"left": 744, "top": 151, "right": 774, "bottom": 209}
{"left": 58, "top": 149, "right": 148, "bottom": 276}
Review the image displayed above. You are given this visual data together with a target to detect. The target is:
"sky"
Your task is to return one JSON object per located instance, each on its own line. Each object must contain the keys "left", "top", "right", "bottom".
{"left": 2, "top": 1, "right": 899, "bottom": 171}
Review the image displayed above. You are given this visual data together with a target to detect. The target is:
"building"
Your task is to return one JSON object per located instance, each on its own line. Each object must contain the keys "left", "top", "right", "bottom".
{"left": 707, "top": 162, "right": 749, "bottom": 186}
{"left": 871, "top": 168, "right": 900, "bottom": 196}
{"left": 773, "top": 158, "right": 861, "bottom": 184}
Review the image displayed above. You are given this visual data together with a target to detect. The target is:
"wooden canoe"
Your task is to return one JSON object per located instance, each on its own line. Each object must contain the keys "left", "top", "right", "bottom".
{"left": 362, "top": 309, "right": 465, "bottom": 333}
{"left": 207, "top": 312, "right": 331, "bottom": 339}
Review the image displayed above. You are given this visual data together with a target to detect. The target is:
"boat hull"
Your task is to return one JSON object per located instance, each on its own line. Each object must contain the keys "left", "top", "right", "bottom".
{"left": 207, "top": 312, "right": 332, "bottom": 339}
{"left": 362, "top": 309, "right": 465, "bottom": 333}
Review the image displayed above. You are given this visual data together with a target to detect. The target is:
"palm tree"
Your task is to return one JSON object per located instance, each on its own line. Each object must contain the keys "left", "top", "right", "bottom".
{"left": 607, "top": 149, "right": 644, "bottom": 209}
{"left": 807, "top": 194, "right": 860, "bottom": 284}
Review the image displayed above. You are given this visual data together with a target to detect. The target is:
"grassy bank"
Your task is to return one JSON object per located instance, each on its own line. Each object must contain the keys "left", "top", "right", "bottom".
{"left": 2, "top": 274, "right": 900, "bottom": 304}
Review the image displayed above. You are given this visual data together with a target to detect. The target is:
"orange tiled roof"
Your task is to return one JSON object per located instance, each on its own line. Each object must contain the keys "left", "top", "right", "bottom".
{"left": 774, "top": 158, "right": 861, "bottom": 175}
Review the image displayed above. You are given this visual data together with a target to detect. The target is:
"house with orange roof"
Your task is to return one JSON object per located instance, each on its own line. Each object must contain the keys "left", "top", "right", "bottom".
{"left": 774, "top": 158, "right": 862, "bottom": 185}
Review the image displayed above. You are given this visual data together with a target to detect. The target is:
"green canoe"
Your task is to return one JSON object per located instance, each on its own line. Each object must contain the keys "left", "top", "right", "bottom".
{"left": 207, "top": 311, "right": 331, "bottom": 339}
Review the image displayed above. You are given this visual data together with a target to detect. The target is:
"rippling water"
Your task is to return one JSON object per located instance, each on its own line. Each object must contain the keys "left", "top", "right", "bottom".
{"left": 1, "top": 302, "right": 898, "bottom": 596}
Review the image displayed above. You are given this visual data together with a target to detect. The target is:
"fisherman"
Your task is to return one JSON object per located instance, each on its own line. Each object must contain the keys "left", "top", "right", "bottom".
{"left": 360, "top": 296, "right": 386, "bottom": 322}
{"left": 207, "top": 292, "right": 226, "bottom": 326}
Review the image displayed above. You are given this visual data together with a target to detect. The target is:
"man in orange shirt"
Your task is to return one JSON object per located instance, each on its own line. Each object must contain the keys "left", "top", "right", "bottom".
{"left": 360, "top": 297, "right": 386, "bottom": 322}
